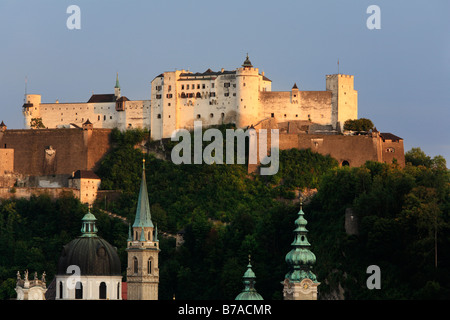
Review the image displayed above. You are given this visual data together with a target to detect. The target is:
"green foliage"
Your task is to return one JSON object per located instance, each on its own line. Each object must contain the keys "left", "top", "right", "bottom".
{"left": 1, "top": 127, "right": 449, "bottom": 300}
{"left": 0, "top": 194, "right": 127, "bottom": 299}
{"left": 30, "top": 117, "right": 45, "bottom": 129}
{"left": 343, "top": 118, "right": 374, "bottom": 132}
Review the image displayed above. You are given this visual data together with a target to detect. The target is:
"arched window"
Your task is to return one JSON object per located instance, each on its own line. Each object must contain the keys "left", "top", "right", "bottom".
{"left": 75, "top": 282, "right": 83, "bottom": 299}
{"left": 133, "top": 257, "right": 138, "bottom": 274}
{"left": 342, "top": 160, "right": 350, "bottom": 166}
{"left": 59, "top": 281, "right": 63, "bottom": 299}
{"left": 148, "top": 258, "right": 152, "bottom": 275}
{"left": 99, "top": 282, "right": 107, "bottom": 299}
{"left": 117, "top": 283, "right": 120, "bottom": 299}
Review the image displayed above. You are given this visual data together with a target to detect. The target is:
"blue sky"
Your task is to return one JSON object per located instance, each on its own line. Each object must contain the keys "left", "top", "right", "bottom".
{"left": 1, "top": 0, "right": 449, "bottom": 163}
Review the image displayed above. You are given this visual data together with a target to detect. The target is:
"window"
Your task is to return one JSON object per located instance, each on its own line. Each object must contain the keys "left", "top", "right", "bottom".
{"left": 197, "top": 84, "right": 200, "bottom": 89}
{"left": 202, "top": 84, "right": 206, "bottom": 89}
{"left": 224, "top": 93, "right": 229, "bottom": 97}
{"left": 166, "top": 94, "right": 173, "bottom": 98}
{"left": 210, "top": 92, "right": 216, "bottom": 97}
{"left": 133, "top": 257, "right": 138, "bottom": 274}
{"left": 224, "top": 83, "right": 230, "bottom": 88}
{"left": 98, "top": 115, "right": 100, "bottom": 121}
{"left": 110, "top": 116, "right": 112, "bottom": 119}
{"left": 181, "top": 85, "right": 185, "bottom": 90}
{"left": 104, "top": 115, "right": 106, "bottom": 121}
{"left": 168, "top": 85, "right": 172, "bottom": 91}
{"left": 99, "top": 282, "right": 107, "bottom": 299}
{"left": 157, "top": 114, "right": 161, "bottom": 119}
{"left": 59, "top": 281, "right": 63, "bottom": 299}
{"left": 197, "top": 114, "right": 201, "bottom": 119}
{"left": 212, "top": 83, "right": 215, "bottom": 88}
{"left": 271, "top": 113, "right": 274, "bottom": 118}
{"left": 187, "top": 84, "right": 190, "bottom": 90}
{"left": 148, "top": 258, "right": 152, "bottom": 274}
{"left": 156, "top": 94, "right": 162, "bottom": 99}
{"left": 210, "top": 113, "right": 214, "bottom": 118}
{"left": 196, "top": 92, "right": 201, "bottom": 98}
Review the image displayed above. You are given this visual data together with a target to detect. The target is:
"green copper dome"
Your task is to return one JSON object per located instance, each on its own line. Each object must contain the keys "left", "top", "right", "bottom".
{"left": 284, "top": 201, "right": 318, "bottom": 283}
{"left": 235, "top": 256, "right": 263, "bottom": 300}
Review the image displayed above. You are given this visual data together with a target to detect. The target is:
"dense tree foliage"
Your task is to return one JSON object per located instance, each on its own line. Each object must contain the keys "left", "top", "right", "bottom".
{"left": 343, "top": 118, "right": 374, "bottom": 132}
{"left": 0, "top": 126, "right": 448, "bottom": 300}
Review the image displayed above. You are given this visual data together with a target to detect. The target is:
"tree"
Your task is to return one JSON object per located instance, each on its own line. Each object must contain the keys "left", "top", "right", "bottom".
{"left": 343, "top": 118, "right": 374, "bottom": 132}
{"left": 405, "top": 148, "right": 433, "bottom": 167}
{"left": 30, "top": 118, "right": 45, "bottom": 129}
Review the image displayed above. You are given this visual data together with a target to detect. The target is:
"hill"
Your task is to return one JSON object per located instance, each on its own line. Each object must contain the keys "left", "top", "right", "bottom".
{"left": 0, "top": 128, "right": 449, "bottom": 300}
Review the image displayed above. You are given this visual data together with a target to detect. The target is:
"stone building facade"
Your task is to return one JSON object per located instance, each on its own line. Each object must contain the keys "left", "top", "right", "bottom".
{"left": 22, "top": 74, "right": 150, "bottom": 131}
{"left": 21, "top": 56, "right": 357, "bottom": 142}
{"left": 150, "top": 55, "right": 357, "bottom": 140}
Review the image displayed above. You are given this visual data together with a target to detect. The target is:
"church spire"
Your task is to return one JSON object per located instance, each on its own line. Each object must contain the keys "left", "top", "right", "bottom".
{"left": 115, "top": 72, "right": 120, "bottom": 89}
{"left": 285, "top": 198, "right": 318, "bottom": 283}
{"left": 133, "top": 159, "right": 154, "bottom": 229}
{"left": 283, "top": 197, "right": 320, "bottom": 300}
{"left": 235, "top": 255, "right": 263, "bottom": 300}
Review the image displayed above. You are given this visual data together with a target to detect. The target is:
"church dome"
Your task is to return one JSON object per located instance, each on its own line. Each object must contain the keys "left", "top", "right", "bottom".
{"left": 57, "top": 211, "right": 121, "bottom": 276}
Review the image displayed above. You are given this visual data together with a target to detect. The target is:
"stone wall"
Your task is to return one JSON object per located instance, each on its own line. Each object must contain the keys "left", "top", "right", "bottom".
{"left": 0, "top": 128, "right": 111, "bottom": 176}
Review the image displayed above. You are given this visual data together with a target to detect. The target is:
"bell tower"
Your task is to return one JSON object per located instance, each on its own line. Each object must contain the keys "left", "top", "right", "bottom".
{"left": 283, "top": 199, "right": 320, "bottom": 300}
{"left": 126, "top": 159, "right": 160, "bottom": 300}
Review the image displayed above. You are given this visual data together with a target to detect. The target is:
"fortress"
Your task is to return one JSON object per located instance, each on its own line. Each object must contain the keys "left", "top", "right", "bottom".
{"left": 22, "top": 55, "right": 356, "bottom": 140}
{"left": 0, "top": 55, "right": 404, "bottom": 202}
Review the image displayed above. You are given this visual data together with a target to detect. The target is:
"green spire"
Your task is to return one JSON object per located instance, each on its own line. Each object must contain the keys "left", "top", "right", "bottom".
{"left": 80, "top": 207, "right": 98, "bottom": 237}
{"left": 132, "top": 159, "right": 154, "bottom": 229}
{"left": 115, "top": 72, "right": 120, "bottom": 89}
{"left": 285, "top": 199, "right": 318, "bottom": 283}
{"left": 235, "top": 255, "right": 263, "bottom": 300}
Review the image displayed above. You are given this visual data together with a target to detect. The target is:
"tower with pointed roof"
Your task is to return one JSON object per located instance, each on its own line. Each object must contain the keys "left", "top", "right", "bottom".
{"left": 282, "top": 199, "right": 320, "bottom": 300}
{"left": 235, "top": 255, "right": 263, "bottom": 300}
{"left": 126, "top": 159, "right": 160, "bottom": 300}
{"left": 114, "top": 73, "right": 121, "bottom": 99}
{"left": 236, "top": 53, "right": 262, "bottom": 128}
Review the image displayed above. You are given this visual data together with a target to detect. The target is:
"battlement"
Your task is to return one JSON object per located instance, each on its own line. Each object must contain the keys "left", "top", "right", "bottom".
{"left": 326, "top": 74, "right": 354, "bottom": 79}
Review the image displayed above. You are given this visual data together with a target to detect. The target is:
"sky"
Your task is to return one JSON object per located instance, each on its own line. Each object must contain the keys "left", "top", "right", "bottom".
{"left": 1, "top": 0, "right": 449, "bottom": 163}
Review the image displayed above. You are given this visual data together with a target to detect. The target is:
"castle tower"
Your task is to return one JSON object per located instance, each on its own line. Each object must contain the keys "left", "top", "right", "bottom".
{"left": 126, "top": 159, "right": 160, "bottom": 300}
{"left": 114, "top": 73, "right": 121, "bottom": 99}
{"left": 236, "top": 54, "right": 261, "bottom": 128}
{"left": 282, "top": 200, "right": 320, "bottom": 300}
{"left": 235, "top": 255, "right": 263, "bottom": 300}
{"left": 326, "top": 74, "right": 358, "bottom": 131}
{"left": 22, "top": 94, "right": 42, "bottom": 129}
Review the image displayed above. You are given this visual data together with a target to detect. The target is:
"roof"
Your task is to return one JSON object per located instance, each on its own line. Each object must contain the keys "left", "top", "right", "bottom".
{"left": 71, "top": 170, "right": 100, "bottom": 180}
{"left": 242, "top": 54, "right": 253, "bottom": 68}
{"left": 116, "top": 96, "right": 129, "bottom": 102}
{"left": 87, "top": 94, "right": 117, "bottom": 103}
{"left": 132, "top": 161, "right": 154, "bottom": 228}
{"left": 179, "top": 69, "right": 236, "bottom": 78}
{"left": 380, "top": 133, "right": 402, "bottom": 142}
{"left": 57, "top": 212, "right": 121, "bottom": 276}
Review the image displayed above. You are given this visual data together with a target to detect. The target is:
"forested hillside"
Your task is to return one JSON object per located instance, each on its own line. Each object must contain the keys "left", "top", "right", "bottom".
{"left": 0, "top": 129, "right": 448, "bottom": 300}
